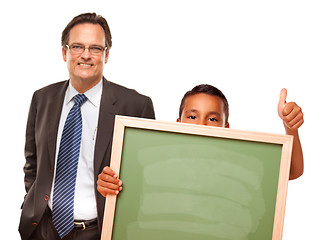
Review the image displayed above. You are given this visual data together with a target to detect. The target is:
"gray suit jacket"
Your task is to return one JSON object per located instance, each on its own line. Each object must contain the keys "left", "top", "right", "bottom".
{"left": 19, "top": 78, "right": 155, "bottom": 239}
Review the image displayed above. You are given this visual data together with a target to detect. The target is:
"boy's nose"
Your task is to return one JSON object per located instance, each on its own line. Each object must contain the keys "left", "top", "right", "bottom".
{"left": 196, "top": 119, "right": 207, "bottom": 126}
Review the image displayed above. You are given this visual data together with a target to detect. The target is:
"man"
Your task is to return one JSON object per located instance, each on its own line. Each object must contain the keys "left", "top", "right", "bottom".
{"left": 19, "top": 13, "right": 155, "bottom": 240}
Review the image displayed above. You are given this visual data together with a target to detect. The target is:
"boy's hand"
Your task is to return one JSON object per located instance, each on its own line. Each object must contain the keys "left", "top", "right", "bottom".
{"left": 278, "top": 88, "right": 304, "bottom": 133}
{"left": 97, "top": 166, "right": 123, "bottom": 197}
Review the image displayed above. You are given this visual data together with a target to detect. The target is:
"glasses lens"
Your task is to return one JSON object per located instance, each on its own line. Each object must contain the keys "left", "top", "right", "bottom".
{"left": 70, "top": 44, "right": 84, "bottom": 54}
{"left": 90, "top": 46, "right": 105, "bottom": 55}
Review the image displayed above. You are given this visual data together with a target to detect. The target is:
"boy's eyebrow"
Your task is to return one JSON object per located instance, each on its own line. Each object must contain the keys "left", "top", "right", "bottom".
{"left": 184, "top": 109, "right": 198, "bottom": 114}
{"left": 184, "top": 109, "right": 221, "bottom": 116}
{"left": 207, "top": 111, "right": 221, "bottom": 117}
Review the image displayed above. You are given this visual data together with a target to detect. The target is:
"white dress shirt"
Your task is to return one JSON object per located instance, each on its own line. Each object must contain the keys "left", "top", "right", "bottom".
{"left": 48, "top": 80, "right": 102, "bottom": 220}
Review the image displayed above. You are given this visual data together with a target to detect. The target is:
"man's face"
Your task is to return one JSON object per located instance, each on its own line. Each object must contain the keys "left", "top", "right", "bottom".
{"left": 177, "top": 93, "right": 229, "bottom": 128}
{"left": 62, "top": 23, "right": 108, "bottom": 87}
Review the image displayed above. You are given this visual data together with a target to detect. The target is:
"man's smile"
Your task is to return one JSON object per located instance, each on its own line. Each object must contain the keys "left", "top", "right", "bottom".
{"left": 78, "top": 63, "right": 94, "bottom": 66}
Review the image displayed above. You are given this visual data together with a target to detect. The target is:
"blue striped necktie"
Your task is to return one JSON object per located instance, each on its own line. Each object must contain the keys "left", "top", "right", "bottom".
{"left": 52, "top": 94, "right": 87, "bottom": 238}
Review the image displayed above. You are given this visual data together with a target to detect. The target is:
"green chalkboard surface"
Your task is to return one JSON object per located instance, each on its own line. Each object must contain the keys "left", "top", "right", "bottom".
{"left": 101, "top": 116, "right": 293, "bottom": 240}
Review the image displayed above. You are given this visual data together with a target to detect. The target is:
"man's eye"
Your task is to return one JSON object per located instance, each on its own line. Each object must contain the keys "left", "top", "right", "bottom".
{"left": 72, "top": 45, "right": 83, "bottom": 49}
{"left": 90, "top": 46, "right": 104, "bottom": 53}
{"left": 92, "top": 47, "right": 103, "bottom": 51}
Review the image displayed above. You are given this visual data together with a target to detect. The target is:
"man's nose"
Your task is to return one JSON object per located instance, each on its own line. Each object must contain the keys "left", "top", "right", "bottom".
{"left": 81, "top": 48, "right": 91, "bottom": 59}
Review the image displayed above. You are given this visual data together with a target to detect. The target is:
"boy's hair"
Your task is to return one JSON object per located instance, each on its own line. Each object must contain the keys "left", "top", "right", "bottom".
{"left": 61, "top": 12, "right": 112, "bottom": 50}
{"left": 179, "top": 84, "right": 229, "bottom": 124}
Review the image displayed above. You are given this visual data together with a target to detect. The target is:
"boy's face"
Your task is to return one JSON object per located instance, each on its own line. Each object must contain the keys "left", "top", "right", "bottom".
{"left": 177, "top": 93, "right": 229, "bottom": 128}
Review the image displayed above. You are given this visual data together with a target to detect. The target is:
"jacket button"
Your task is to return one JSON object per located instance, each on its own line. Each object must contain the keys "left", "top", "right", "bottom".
{"left": 44, "top": 195, "right": 49, "bottom": 201}
{"left": 32, "top": 222, "right": 38, "bottom": 227}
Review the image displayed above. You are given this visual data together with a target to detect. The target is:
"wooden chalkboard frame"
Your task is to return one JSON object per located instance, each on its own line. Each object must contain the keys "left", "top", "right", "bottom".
{"left": 101, "top": 115, "right": 293, "bottom": 240}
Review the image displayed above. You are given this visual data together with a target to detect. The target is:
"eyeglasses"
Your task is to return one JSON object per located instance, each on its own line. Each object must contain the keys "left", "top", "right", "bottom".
{"left": 65, "top": 44, "right": 107, "bottom": 55}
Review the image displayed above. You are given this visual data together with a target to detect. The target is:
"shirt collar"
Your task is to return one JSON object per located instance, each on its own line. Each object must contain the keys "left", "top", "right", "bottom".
{"left": 65, "top": 79, "right": 103, "bottom": 108}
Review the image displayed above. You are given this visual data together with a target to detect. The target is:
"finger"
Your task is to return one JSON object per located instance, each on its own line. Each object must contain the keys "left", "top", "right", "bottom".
{"left": 97, "top": 176, "right": 123, "bottom": 197}
{"left": 97, "top": 178, "right": 122, "bottom": 190}
{"left": 97, "top": 184, "right": 122, "bottom": 197}
{"left": 278, "top": 88, "right": 287, "bottom": 108}
{"left": 102, "top": 166, "right": 119, "bottom": 178}
{"left": 284, "top": 112, "right": 304, "bottom": 129}
{"left": 282, "top": 102, "right": 300, "bottom": 117}
{"left": 284, "top": 118, "right": 304, "bottom": 131}
{"left": 291, "top": 118, "right": 304, "bottom": 129}
{"left": 98, "top": 172, "right": 122, "bottom": 186}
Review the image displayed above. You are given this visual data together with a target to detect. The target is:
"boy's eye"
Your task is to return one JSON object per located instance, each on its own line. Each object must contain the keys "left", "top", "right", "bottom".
{"left": 209, "top": 117, "right": 218, "bottom": 122}
{"left": 187, "top": 116, "right": 196, "bottom": 120}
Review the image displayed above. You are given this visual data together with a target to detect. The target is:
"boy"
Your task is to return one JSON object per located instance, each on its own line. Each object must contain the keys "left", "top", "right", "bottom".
{"left": 176, "top": 84, "right": 303, "bottom": 180}
{"left": 97, "top": 84, "right": 304, "bottom": 196}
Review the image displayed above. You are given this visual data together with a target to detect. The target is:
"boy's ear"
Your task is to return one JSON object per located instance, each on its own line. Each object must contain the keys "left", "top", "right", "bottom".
{"left": 225, "top": 122, "right": 230, "bottom": 128}
{"left": 176, "top": 118, "right": 181, "bottom": 123}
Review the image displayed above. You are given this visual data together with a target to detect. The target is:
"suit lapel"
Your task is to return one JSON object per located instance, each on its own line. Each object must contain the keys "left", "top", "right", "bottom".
{"left": 47, "top": 81, "right": 69, "bottom": 169}
{"left": 46, "top": 79, "right": 118, "bottom": 181}
{"left": 94, "top": 78, "right": 118, "bottom": 178}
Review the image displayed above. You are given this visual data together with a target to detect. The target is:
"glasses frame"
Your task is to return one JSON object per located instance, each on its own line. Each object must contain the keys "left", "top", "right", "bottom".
{"left": 65, "top": 43, "right": 108, "bottom": 56}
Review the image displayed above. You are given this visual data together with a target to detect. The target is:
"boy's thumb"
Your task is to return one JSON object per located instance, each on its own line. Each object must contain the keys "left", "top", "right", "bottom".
{"left": 278, "top": 88, "right": 287, "bottom": 108}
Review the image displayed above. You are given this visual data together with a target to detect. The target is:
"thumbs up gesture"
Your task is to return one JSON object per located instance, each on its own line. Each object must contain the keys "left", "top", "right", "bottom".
{"left": 278, "top": 88, "right": 304, "bottom": 133}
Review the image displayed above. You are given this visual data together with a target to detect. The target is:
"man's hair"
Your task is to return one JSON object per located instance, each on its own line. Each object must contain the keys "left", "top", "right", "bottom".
{"left": 178, "top": 84, "right": 229, "bottom": 124}
{"left": 61, "top": 12, "right": 112, "bottom": 50}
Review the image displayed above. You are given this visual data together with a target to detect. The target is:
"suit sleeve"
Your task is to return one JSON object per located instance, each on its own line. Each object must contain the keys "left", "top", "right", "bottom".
{"left": 140, "top": 96, "right": 156, "bottom": 120}
{"left": 23, "top": 92, "right": 38, "bottom": 193}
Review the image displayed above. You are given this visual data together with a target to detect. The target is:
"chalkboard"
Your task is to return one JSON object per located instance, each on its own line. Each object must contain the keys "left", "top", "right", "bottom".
{"left": 101, "top": 116, "right": 293, "bottom": 240}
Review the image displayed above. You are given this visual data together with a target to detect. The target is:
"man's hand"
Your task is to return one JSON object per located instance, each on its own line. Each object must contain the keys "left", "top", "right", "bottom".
{"left": 278, "top": 88, "right": 304, "bottom": 134}
{"left": 97, "top": 166, "right": 123, "bottom": 197}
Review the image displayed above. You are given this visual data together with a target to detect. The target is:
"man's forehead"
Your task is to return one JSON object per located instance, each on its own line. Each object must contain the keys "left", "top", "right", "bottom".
{"left": 69, "top": 23, "right": 105, "bottom": 43}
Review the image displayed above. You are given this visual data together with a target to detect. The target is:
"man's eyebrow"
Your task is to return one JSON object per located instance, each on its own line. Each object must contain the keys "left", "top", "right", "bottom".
{"left": 69, "top": 42, "right": 103, "bottom": 46}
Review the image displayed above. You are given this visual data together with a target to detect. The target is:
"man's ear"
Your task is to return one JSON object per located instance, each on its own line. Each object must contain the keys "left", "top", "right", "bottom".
{"left": 104, "top": 50, "right": 109, "bottom": 64}
{"left": 62, "top": 47, "right": 67, "bottom": 62}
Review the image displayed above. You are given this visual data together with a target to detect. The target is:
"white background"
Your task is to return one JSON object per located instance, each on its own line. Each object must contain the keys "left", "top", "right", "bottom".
{"left": 1, "top": 0, "right": 319, "bottom": 239}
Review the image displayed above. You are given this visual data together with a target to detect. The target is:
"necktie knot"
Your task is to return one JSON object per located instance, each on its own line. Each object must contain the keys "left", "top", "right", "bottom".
{"left": 73, "top": 94, "right": 87, "bottom": 106}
